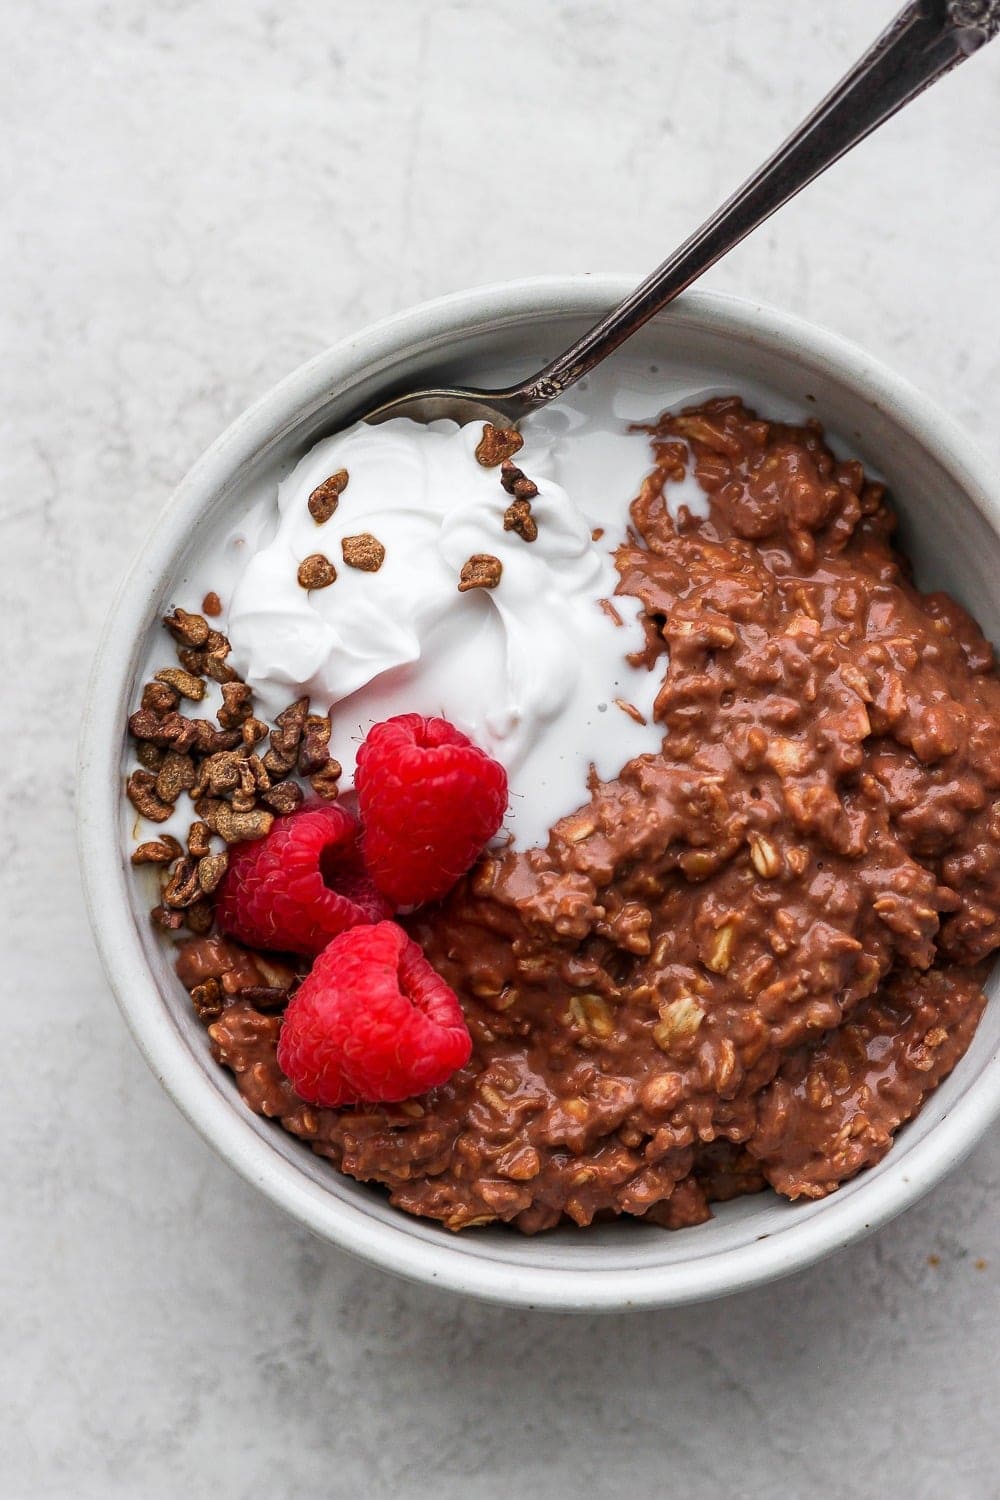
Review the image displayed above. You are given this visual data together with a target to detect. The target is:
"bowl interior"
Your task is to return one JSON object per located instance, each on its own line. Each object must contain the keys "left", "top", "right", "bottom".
{"left": 89, "top": 284, "right": 1000, "bottom": 1307}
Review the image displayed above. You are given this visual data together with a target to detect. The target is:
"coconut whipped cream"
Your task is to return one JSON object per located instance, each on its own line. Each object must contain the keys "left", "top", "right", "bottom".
{"left": 224, "top": 417, "right": 663, "bottom": 847}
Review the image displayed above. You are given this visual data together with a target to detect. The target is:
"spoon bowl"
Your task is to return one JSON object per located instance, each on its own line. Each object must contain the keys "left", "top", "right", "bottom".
{"left": 361, "top": 385, "right": 524, "bottom": 429}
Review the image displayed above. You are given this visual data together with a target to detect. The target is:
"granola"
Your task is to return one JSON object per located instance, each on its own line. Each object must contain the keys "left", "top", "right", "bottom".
{"left": 340, "top": 533, "right": 386, "bottom": 572}
{"left": 296, "top": 554, "right": 337, "bottom": 590}
{"left": 474, "top": 423, "right": 523, "bottom": 467}
{"left": 125, "top": 610, "right": 332, "bottom": 930}
{"left": 503, "top": 497, "right": 538, "bottom": 542}
{"left": 457, "top": 554, "right": 503, "bottom": 592}
{"left": 307, "top": 468, "right": 349, "bottom": 524}
{"left": 499, "top": 460, "right": 539, "bottom": 500}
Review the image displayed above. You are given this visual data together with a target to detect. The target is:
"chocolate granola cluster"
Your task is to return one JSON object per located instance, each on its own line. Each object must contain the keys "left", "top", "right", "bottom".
{"left": 125, "top": 606, "right": 341, "bottom": 937}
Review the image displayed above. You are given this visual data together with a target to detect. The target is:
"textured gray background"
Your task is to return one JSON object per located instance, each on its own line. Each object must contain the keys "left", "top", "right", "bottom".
{"left": 4, "top": 2, "right": 1000, "bottom": 1496}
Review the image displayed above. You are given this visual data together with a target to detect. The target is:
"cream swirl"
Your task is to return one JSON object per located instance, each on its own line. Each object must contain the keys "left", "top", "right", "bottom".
{"left": 226, "top": 417, "right": 662, "bottom": 846}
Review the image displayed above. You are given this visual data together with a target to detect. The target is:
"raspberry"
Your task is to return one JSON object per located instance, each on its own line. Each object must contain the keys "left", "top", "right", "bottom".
{"left": 215, "top": 803, "right": 390, "bottom": 956}
{"left": 276, "top": 920, "right": 472, "bottom": 1106}
{"left": 355, "top": 714, "right": 508, "bottom": 906}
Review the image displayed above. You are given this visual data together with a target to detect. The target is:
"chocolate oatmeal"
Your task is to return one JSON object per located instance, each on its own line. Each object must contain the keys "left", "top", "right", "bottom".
{"left": 184, "top": 398, "right": 1000, "bottom": 1232}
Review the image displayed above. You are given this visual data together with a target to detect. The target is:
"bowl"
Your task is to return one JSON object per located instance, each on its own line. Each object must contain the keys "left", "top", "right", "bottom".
{"left": 78, "top": 277, "right": 1000, "bottom": 1310}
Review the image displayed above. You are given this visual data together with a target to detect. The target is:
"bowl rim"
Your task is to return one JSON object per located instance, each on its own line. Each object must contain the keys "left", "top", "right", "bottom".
{"left": 78, "top": 275, "right": 1000, "bottom": 1310}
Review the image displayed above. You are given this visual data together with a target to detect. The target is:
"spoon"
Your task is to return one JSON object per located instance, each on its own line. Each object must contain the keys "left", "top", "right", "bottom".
{"left": 362, "top": 0, "right": 998, "bottom": 431}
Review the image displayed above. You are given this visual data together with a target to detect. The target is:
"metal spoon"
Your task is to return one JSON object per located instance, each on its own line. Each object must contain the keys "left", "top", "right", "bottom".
{"left": 362, "top": 0, "right": 998, "bottom": 431}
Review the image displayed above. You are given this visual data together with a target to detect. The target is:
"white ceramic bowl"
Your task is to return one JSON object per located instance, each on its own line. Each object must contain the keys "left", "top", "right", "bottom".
{"left": 78, "top": 278, "right": 1000, "bottom": 1310}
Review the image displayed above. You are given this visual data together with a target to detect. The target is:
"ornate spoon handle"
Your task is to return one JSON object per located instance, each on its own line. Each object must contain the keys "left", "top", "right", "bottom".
{"left": 505, "top": 0, "right": 999, "bottom": 411}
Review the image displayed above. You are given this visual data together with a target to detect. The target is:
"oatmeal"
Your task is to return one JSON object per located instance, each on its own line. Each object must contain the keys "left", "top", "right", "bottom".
{"left": 147, "top": 397, "right": 1000, "bottom": 1233}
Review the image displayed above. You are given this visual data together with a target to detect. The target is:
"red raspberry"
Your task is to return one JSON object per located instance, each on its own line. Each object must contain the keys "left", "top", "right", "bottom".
{"left": 215, "top": 803, "right": 391, "bottom": 956}
{"left": 355, "top": 714, "right": 508, "bottom": 906}
{"left": 276, "top": 920, "right": 472, "bottom": 1106}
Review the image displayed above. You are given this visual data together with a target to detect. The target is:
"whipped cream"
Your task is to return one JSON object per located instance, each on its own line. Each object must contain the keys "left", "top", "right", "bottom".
{"left": 225, "top": 418, "right": 663, "bottom": 846}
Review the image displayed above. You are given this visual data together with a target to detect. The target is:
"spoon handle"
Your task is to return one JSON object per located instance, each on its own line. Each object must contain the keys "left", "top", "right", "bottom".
{"left": 506, "top": 0, "right": 1000, "bottom": 412}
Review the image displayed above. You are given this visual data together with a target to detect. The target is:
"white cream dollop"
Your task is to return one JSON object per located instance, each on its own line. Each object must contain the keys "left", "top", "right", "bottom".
{"left": 226, "top": 417, "right": 662, "bottom": 847}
